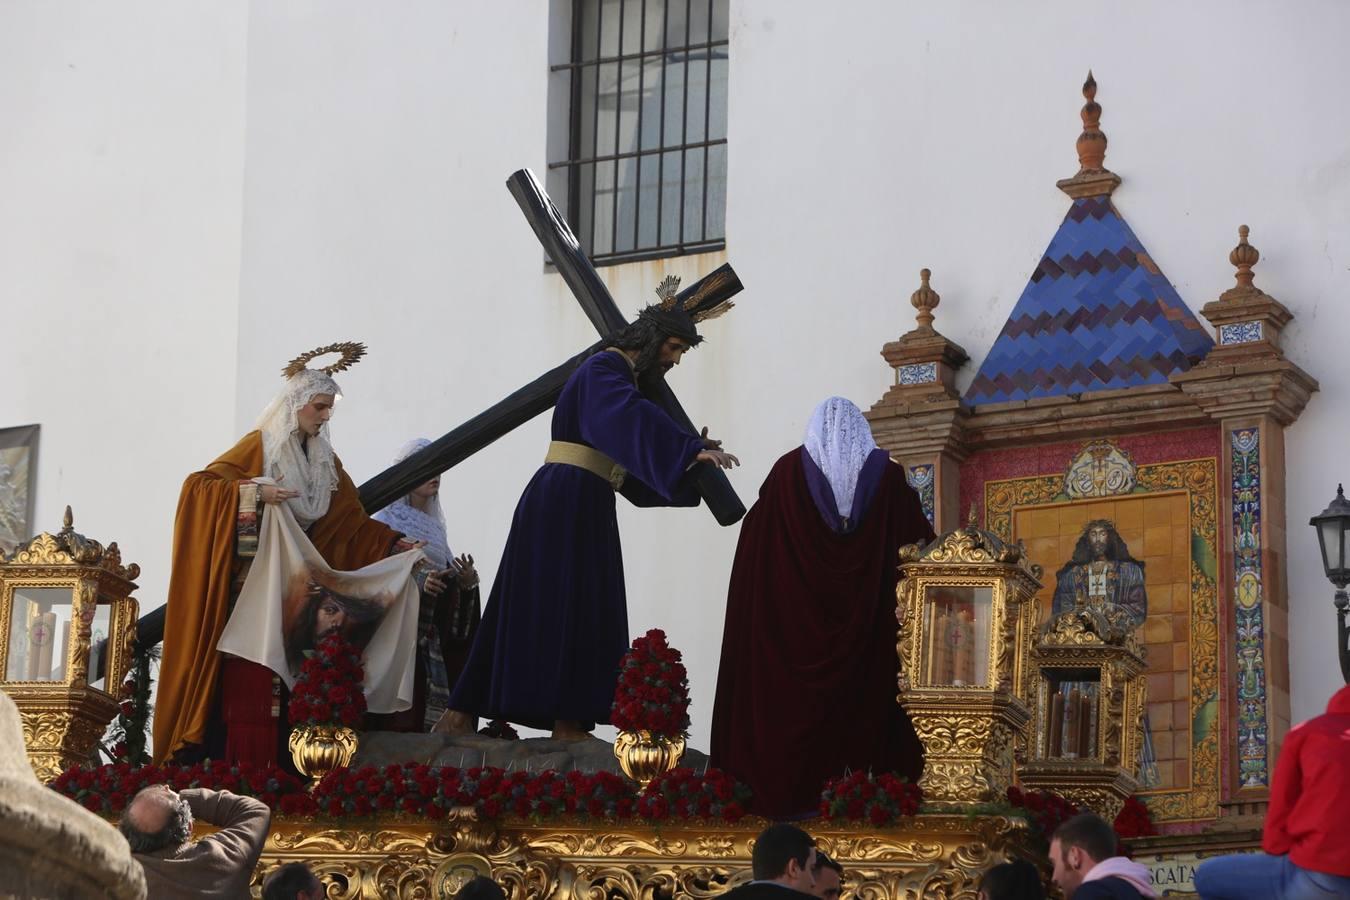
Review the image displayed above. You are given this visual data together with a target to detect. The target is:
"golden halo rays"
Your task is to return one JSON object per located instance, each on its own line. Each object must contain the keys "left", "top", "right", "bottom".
{"left": 281, "top": 341, "right": 367, "bottom": 379}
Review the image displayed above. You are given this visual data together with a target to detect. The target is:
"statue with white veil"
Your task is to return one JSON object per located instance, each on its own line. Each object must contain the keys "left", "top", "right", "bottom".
{"left": 710, "top": 397, "right": 935, "bottom": 818}
{"left": 370, "top": 438, "right": 482, "bottom": 732}
{"left": 154, "top": 343, "right": 422, "bottom": 768}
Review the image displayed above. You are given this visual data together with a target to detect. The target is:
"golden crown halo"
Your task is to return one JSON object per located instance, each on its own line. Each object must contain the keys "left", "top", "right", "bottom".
{"left": 655, "top": 275, "right": 682, "bottom": 310}
{"left": 651, "top": 274, "right": 735, "bottom": 324}
{"left": 281, "top": 341, "right": 368, "bottom": 379}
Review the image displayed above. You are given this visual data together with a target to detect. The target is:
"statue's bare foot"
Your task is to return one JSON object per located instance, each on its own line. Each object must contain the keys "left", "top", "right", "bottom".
{"left": 433, "top": 709, "right": 475, "bottom": 735}
{"left": 551, "top": 721, "right": 592, "bottom": 742}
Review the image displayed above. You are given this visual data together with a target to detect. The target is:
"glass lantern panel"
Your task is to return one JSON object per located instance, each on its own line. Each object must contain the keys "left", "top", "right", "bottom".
{"left": 6, "top": 587, "right": 76, "bottom": 682}
{"left": 1320, "top": 520, "right": 1345, "bottom": 573}
{"left": 1044, "top": 668, "right": 1102, "bottom": 760}
{"left": 87, "top": 603, "right": 113, "bottom": 691}
{"left": 921, "top": 585, "right": 992, "bottom": 687}
{"left": 1342, "top": 524, "right": 1350, "bottom": 579}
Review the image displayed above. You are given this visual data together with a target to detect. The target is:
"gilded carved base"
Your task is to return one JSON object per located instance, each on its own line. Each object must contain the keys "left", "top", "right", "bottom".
{"left": 1017, "top": 762, "right": 1138, "bottom": 824}
{"left": 904, "top": 699, "right": 1031, "bottom": 809}
{"left": 247, "top": 812, "right": 1033, "bottom": 900}
{"left": 11, "top": 686, "right": 119, "bottom": 782}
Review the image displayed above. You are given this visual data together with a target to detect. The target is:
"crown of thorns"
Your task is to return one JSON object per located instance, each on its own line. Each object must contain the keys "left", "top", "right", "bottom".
{"left": 281, "top": 341, "right": 368, "bottom": 379}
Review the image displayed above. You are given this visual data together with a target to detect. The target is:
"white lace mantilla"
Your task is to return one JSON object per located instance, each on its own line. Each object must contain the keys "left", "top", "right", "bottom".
{"left": 804, "top": 396, "right": 879, "bottom": 518}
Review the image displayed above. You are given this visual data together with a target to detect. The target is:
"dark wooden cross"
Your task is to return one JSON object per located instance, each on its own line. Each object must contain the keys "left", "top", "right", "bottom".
{"left": 355, "top": 168, "right": 747, "bottom": 526}
{"left": 136, "top": 170, "right": 746, "bottom": 651}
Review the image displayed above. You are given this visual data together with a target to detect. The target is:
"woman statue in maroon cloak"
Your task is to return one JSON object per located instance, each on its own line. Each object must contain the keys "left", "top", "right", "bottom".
{"left": 710, "top": 396, "right": 934, "bottom": 818}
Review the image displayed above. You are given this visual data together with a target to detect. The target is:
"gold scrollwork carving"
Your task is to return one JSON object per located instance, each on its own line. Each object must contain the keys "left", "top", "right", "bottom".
{"left": 248, "top": 816, "right": 1034, "bottom": 900}
{"left": 5, "top": 509, "right": 140, "bottom": 580}
{"left": 904, "top": 522, "right": 1041, "bottom": 580}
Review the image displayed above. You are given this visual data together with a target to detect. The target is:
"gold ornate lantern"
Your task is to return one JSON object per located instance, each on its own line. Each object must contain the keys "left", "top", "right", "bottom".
{"left": 1016, "top": 603, "right": 1147, "bottom": 821}
{"left": 896, "top": 517, "right": 1042, "bottom": 808}
{"left": 0, "top": 507, "right": 140, "bottom": 782}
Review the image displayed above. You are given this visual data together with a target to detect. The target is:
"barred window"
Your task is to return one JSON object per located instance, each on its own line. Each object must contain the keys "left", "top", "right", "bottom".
{"left": 550, "top": 0, "right": 729, "bottom": 265}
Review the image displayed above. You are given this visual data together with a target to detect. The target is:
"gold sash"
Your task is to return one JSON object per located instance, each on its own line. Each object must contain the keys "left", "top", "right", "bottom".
{"left": 545, "top": 441, "right": 627, "bottom": 491}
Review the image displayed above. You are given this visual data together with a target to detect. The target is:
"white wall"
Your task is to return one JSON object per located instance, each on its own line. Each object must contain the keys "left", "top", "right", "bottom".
{"left": 5, "top": 1, "right": 1349, "bottom": 751}
{"left": 0, "top": 1, "right": 248, "bottom": 611}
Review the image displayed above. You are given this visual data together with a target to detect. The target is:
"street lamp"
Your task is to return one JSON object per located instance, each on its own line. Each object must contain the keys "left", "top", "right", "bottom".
{"left": 1309, "top": 484, "right": 1350, "bottom": 684}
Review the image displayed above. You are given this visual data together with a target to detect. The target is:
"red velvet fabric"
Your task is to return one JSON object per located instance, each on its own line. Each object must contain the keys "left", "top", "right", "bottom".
{"left": 710, "top": 448, "right": 935, "bottom": 818}
{"left": 219, "top": 656, "right": 280, "bottom": 768}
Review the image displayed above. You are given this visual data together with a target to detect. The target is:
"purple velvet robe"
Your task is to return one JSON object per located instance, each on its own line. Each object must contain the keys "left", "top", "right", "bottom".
{"left": 449, "top": 350, "right": 705, "bottom": 730}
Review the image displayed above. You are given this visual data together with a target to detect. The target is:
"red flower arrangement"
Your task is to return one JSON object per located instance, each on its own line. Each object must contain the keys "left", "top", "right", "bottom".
{"left": 635, "top": 767, "right": 750, "bottom": 823}
{"left": 819, "top": 772, "right": 923, "bottom": 826}
{"left": 1112, "top": 794, "right": 1157, "bottom": 839}
{"left": 1005, "top": 785, "right": 1081, "bottom": 846}
{"left": 1005, "top": 787, "right": 1155, "bottom": 849}
{"left": 49, "top": 761, "right": 317, "bottom": 816}
{"left": 287, "top": 632, "right": 367, "bottom": 729}
{"left": 312, "top": 764, "right": 638, "bottom": 821}
{"left": 49, "top": 759, "right": 753, "bottom": 824}
{"left": 610, "top": 629, "right": 691, "bottom": 737}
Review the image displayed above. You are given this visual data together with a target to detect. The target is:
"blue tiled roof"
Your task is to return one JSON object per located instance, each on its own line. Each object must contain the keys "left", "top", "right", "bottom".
{"left": 964, "top": 196, "right": 1213, "bottom": 404}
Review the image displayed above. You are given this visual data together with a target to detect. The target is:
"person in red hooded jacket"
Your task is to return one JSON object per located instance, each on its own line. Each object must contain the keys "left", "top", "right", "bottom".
{"left": 1194, "top": 684, "right": 1350, "bottom": 899}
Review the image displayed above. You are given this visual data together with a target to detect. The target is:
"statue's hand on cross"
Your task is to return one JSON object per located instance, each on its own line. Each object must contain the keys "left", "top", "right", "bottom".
{"left": 697, "top": 426, "right": 739, "bottom": 469}
{"left": 698, "top": 450, "right": 740, "bottom": 469}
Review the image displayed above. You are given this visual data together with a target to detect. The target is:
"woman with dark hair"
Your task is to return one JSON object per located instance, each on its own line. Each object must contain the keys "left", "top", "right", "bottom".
{"left": 979, "top": 859, "right": 1046, "bottom": 900}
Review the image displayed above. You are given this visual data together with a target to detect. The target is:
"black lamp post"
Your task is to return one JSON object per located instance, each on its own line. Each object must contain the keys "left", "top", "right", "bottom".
{"left": 1310, "top": 484, "right": 1350, "bottom": 684}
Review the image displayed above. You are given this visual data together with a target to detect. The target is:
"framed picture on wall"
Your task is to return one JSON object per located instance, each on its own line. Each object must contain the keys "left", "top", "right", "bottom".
{"left": 0, "top": 424, "right": 39, "bottom": 554}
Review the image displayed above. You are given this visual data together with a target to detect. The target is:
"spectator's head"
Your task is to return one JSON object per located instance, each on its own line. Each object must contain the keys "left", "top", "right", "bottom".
{"left": 1049, "top": 813, "right": 1118, "bottom": 898}
{"left": 119, "top": 785, "right": 193, "bottom": 854}
{"left": 978, "top": 859, "right": 1044, "bottom": 900}
{"left": 751, "top": 824, "right": 817, "bottom": 892}
{"left": 262, "top": 862, "right": 325, "bottom": 900}
{"left": 454, "top": 876, "right": 506, "bottom": 900}
{"left": 810, "top": 851, "right": 843, "bottom": 900}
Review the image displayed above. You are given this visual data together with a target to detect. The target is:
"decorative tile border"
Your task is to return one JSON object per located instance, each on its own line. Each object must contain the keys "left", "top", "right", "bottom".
{"left": 907, "top": 464, "right": 936, "bottom": 527}
{"left": 899, "top": 362, "right": 938, "bottom": 386}
{"left": 1231, "top": 428, "right": 1269, "bottom": 788}
{"left": 1219, "top": 321, "right": 1263, "bottom": 345}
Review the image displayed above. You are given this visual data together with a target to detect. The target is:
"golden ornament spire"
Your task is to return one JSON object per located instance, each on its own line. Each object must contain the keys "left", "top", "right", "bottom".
{"left": 911, "top": 268, "right": 940, "bottom": 334}
{"left": 1229, "top": 225, "right": 1260, "bottom": 290}
{"left": 1057, "top": 71, "right": 1121, "bottom": 198}
{"left": 1076, "top": 70, "right": 1108, "bottom": 172}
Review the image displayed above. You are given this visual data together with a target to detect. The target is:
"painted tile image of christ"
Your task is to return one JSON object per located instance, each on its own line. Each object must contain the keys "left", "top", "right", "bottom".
{"left": 1051, "top": 519, "right": 1148, "bottom": 625}
{"left": 1049, "top": 517, "right": 1159, "bottom": 787}
{"left": 282, "top": 571, "right": 391, "bottom": 676}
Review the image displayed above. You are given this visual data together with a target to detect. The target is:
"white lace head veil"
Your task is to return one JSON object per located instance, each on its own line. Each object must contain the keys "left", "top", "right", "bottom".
{"left": 254, "top": 368, "right": 342, "bottom": 528}
{"left": 371, "top": 438, "right": 451, "bottom": 568}
{"left": 804, "top": 396, "right": 879, "bottom": 518}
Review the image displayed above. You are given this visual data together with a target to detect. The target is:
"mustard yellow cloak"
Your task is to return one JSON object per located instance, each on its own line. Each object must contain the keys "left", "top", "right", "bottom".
{"left": 153, "top": 431, "right": 400, "bottom": 764}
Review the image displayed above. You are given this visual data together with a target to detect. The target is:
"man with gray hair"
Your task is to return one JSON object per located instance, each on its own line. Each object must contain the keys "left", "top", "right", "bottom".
{"left": 119, "top": 784, "right": 270, "bottom": 898}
